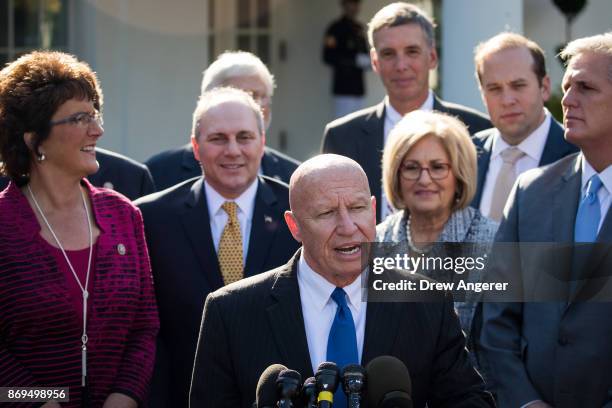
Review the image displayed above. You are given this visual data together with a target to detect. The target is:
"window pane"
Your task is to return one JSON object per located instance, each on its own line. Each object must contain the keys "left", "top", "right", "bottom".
{"left": 14, "top": 0, "right": 39, "bottom": 47}
{"left": 0, "top": 1, "right": 8, "bottom": 46}
{"left": 256, "top": 0, "right": 269, "bottom": 28}
{"left": 236, "top": 0, "right": 250, "bottom": 29}
{"left": 44, "top": 0, "right": 68, "bottom": 48}
{"left": 256, "top": 34, "right": 269, "bottom": 64}
{"left": 237, "top": 34, "right": 250, "bottom": 52}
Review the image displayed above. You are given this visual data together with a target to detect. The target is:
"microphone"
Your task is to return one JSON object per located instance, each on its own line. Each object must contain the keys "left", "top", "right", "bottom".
{"left": 301, "top": 377, "right": 318, "bottom": 408}
{"left": 255, "top": 364, "right": 287, "bottom": 408}
{"left": 314, "top": 362, "right": 340, "bottom": 408}
{"left": 342, "top": 364, "right": 366, "bottom": 407}
{"left": 276, "top": 369, "right": 302, "bottom": 407}
{"left": 366, "top": 356, "right": 412, "bottom": 408}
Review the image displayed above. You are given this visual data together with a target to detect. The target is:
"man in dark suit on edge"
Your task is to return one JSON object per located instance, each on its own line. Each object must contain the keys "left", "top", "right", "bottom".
{"left": 480, "top": 33, "right": 612, "bottom": 407}
{"left": 321, "top": 2, "right": 491, "bottom": 222}
{"left": 135, "top": 88, "right": 299, "bottom": 407}
{"left": 471, "top": 33, "right": 577, "bottom": 220}
{"left": 190, "top": 154, "right": 494, "bottom": 408}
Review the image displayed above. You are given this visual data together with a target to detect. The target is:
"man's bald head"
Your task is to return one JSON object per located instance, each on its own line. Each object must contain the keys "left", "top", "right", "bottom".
{"left": 289, "top": 154, "right": 370, "bottom": 216}
{"left": 284, "top": 154, "right": 376, "bottom": 287}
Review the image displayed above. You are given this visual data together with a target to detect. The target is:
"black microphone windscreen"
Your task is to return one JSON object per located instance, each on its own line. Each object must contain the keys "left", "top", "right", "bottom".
{"left": 366, "top": 356, "right": 412, "bottom": 408}
{"left": 342, "top": 363, "right": 366, "bottom": 394}
{"left": 277, "top": 369, "right": 303, "bottom": 401}
{"left": 256, "top": 363, "right": 287, "bottom": 408}
{"left": 316, "top": 361, "right": 339, "bottom": 372}
{"left": 278, "top": 368, "right": 302, "bottom": 383}
{"left": 302, "top": 376, "right": 318, "bottom": 407}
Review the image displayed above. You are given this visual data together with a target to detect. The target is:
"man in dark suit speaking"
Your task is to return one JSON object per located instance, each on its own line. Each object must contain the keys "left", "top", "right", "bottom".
{"left": 322, "top": 2, "right": 491, "bottom": 222}
{"left": 190, "top": 154, "right": 494, "bottom": 407}
{"left": 136, "top": 88, "right": 299, "bottom": 407}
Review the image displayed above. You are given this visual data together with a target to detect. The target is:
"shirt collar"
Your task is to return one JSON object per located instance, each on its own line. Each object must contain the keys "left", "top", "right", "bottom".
{"left": 491, "top": 109, "right": 551, "bottom": 161}
{"left": 204, "top": 177, "right": 259, "bottom": 220}
{"left": 581, "top": 155, "right": 612, "bottom": 195}
{"left": 297, "top": 253, "right": 364, "bottom": 313}
{"left": 384, "top": 90, "right": 434, "bottom": 126}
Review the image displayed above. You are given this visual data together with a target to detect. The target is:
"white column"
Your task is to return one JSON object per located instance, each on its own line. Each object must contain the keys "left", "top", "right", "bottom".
{"left": 440, "top": 0, "right": 523, "bottom": 113}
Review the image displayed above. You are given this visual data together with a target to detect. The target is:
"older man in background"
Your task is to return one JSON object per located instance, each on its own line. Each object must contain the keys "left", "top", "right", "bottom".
{"left": 146, "top": 51, "right": 299, "bottom": 190}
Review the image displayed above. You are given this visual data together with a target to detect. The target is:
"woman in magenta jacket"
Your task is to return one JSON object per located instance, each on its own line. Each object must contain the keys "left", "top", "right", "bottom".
{"left": 0, "top": 51, "right": 159, "bottom": 407}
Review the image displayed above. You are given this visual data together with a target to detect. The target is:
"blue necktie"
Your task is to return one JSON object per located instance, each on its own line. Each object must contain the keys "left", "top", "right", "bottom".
{"left": 574, "top": 175, "right": 603, "bottom": 242}
{"left": 327, "top": 287, "right": 358, "bottom": 408}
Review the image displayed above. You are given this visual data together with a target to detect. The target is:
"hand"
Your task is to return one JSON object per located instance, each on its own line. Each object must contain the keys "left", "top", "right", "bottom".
{"left": 41, "top": 402, "right": 61, "bottom": 408}
{"left": 102, "top": 393, "right": 138, "bottom": 408}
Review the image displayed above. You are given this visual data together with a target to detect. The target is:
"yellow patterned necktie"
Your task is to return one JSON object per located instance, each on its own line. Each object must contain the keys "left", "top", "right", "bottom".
{"left": 218, "top": 201, "right": 244, "bottom": 285}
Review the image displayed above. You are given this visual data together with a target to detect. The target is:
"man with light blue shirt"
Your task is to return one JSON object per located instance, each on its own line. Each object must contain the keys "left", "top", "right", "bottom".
{"left": 471, "top": 32, "right": 578, "bottom": 221}
{"left": 190, "top": 154, "right": 494, "bottom": 408}
{"left": 136, "top": 87, "right": 298, "bottom": 407}
{"left": 321, "top": 2, "right": 490, "bottom": 222}
{"left": 480, "top": 33, "right": 612, "bottom": 407}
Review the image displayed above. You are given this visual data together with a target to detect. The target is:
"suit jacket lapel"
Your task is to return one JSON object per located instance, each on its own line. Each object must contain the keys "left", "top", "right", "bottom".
{"left": 473, "top": 134, "right": 493, "bottom": 208}
{"left": 362, "top": 298, "right": 402, "bottom": 366}
{"left": 432, "top": 94, "right": 445, "bottom": 112}
{"left": 553, "top": 156, "right": 581, "bottom": 244}
{"left": 359, "top": 102, "right": 385, "bottom": 218}
{"left": 266, "top": 250, "right": 314, "bottom": 378}
{"left": 180, "top": 178, "right": 224, "bottom": 290}
{"left": 245, "top": 177, "right": 280, "bottom": 277}
{"left": 539, "top": 119, "right": 572, "bottom": 166}
{"left": 547, "top": 155, "right": 593, "bottom": 308}
{"left": 260, "top": 149, "right": 280, "bottom": 180}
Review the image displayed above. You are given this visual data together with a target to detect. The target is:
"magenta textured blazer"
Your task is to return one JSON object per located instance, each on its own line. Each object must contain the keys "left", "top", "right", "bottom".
{"left": 0, "top": 180, "right": 159, "bottom": 407}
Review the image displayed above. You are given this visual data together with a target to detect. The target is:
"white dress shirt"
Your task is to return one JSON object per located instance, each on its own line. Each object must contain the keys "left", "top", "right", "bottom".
{"left": 204, "top": 179, "right": 258, "bottom": 264}
{"left": 480, "top": 111, "right": 552, "bottom": 218}
{"left": 581, "top": 156, "right": 612, "bottom": 233}
{"left": 381, "top": 90, "right": 435, "bottom": 220}
{"left": 297, "top": 254, "right": 367, "bottom": 373}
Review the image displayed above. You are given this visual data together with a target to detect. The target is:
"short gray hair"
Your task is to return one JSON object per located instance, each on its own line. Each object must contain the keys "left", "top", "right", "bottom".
{"left": 560, "top": 32, "right": 612, "bottom": 81}
{"left": 200, "top": 51, "right": 275, "bottom": 96}
{"left": 367, "top": 2, "right": 436, "bottom": 49}
{"left": 192, "top": 87, "right": 264, "bottom": 139}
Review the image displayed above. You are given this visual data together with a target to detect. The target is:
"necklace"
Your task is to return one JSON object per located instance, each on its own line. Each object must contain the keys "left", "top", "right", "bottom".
{"left": 27, "top": 184, "right": 93, "bottom": 388}
{"left": 406, "top": 214, "right": 433, "bottom": 254}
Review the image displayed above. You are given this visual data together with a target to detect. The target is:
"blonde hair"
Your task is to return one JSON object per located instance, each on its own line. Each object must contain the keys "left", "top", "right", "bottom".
{"left": 382, "top": 110, "right": 477, "bottom": 211}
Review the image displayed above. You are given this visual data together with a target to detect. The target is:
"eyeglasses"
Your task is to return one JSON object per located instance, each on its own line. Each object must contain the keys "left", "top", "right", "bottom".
{"left": 400, "top": 162, "right": 452, "bottom": 180}
{"left": 50, "top": 111, "right": 104, "bottom": 128}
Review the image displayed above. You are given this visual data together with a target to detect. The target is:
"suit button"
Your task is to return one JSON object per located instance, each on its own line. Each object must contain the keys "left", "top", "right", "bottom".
{"left": 558, "top": 337, "right": 568, "bottom": 346}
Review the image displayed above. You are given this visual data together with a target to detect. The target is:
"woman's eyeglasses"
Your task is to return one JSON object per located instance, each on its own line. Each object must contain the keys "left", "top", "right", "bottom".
{"left": 400, "top": 162, "right": 451, "bottom": 180}
{"left": 50, "top": 111, "right": 104, "bottom": 128}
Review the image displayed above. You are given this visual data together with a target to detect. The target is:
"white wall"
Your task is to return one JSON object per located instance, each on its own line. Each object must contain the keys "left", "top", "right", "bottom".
{"left": 74, "top": 0, "right": 207, "bottom": 162}
{"left": 441, "top": 0, "right": 523, "bottom": 113}
{"left": 268, "top": 0, "right": 389, "bottom": 161}
{"left": 524, "top": 0, "right": 612, "bottom": 91}
{"left": 70, "top": 0, "right": 612, "bottom": 163}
